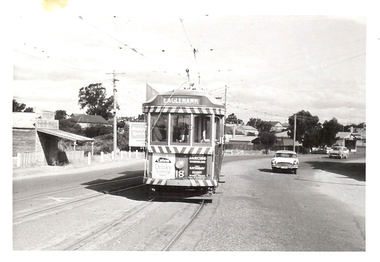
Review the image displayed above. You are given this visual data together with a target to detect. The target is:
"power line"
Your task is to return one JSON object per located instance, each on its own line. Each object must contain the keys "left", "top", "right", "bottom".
{"left": 14, "top": 48, "right": 103, "bottom": 74}
{"left": 178, "top": 17, "right": 202, "bottom": 88}
{"left": 78, "top": 16, "right": 187, "bottom": 82}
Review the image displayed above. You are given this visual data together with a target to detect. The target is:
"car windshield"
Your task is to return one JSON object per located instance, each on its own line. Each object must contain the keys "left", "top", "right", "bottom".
{"left": 275, "top": 153, "right": 297, "bottom": 158}
{"left": 333, "top": 147, "right": 341, "bottom": 150}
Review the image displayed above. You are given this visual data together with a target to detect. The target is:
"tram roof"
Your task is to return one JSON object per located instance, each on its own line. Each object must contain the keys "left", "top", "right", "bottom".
{"left": 142, "top": 89, "right": 225, "bottom": 109}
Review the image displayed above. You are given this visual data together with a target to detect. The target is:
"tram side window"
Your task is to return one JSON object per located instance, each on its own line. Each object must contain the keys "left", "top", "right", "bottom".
{"left": 194, "top": 115, "right": 211, "bottom": 144}
{"left": 171, "top": 114, "right": 191, "bottom": 144}
{"left": 151, "top": 114, "right": 168, "bottom": 143}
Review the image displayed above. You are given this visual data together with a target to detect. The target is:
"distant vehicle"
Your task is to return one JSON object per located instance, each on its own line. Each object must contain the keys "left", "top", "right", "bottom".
{"left": 328, "top": 146, "right": 349, "bottom": 159}
{"left": 271, "top": 150, "right": 299, "bottom": 174}
{"left": 326, "top": 147, "right": 332, "bottom": 154}
{"left": 312, "top": 147, "right": 327, "bottom": 154}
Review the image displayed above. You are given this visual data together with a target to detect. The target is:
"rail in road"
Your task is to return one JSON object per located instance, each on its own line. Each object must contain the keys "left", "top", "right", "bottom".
{"left": 14, "top": 171, "right": 210, "bottom": 251}
{"left": 13, "top": 175, "right": 143, "bottom": 225}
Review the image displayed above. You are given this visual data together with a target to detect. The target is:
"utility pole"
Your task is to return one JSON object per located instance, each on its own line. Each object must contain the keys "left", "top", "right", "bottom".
{"left": 224, "top": 85, "right": 227, "bottom": 114}
{"left": 293, "top": 114, "right": 297, "bottom": 152}
{"left": 107, "top": 70, "right": 125, "bottom": 158}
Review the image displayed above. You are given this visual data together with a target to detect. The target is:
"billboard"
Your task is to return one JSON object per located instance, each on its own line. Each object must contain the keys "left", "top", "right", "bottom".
{"left": 129, "top": 122, "right": 146, "bottom": 147}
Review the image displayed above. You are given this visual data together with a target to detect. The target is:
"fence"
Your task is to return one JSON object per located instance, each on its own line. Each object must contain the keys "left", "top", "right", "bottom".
{"left": 64, "top": 150, "right": 85, "bottom": 164}
{"left": 14, "top": 150, "right": 144, "bottom": 168}
{"left": 225, "top": 143, "right": 262, "bottom": 151}
{"left": 14, "top": 152, "right": 37, "bottom": 168}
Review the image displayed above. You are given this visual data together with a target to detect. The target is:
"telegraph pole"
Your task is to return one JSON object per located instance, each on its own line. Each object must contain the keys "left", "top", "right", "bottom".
{"left": 107, "top": 70, "right": 125, "bottom": 158}
{"left": 293, "top": 114, "right": 297, "bottom": 152}
{"left": 224, "top": 85, "right": 228, "bottom": 115}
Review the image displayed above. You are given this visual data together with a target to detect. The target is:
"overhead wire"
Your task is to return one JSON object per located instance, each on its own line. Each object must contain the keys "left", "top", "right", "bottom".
{"left": 15, "top": 15, "right": 365, "bottom": 123}
{"left": 14, "top": 48, "right": 105, "bottom": 74}
{"left": 178, "top": 17, "right": 202, "bottom": 88}
{"left": 78, "top": 16, "right": 187, "bottom": 83}
{"left": 254, "top": 49, "right": 366, "bottom": 86}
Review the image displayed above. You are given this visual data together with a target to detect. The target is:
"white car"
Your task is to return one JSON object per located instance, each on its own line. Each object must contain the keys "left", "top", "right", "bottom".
{"left": 328, "top": 146, "right": 349, "bottom": 159}
{"left": 271, "top": 150, "right": 299, "bottom": 174}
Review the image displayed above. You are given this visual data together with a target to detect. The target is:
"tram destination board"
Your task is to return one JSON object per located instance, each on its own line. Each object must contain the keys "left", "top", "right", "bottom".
{"left": 188, "top": 155, "right": 207, "bottom": 176}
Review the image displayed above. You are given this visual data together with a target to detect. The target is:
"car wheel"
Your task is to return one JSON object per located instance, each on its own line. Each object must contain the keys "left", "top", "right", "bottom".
{"left": 293, "top": 169, "right": 297, "bottom": 174}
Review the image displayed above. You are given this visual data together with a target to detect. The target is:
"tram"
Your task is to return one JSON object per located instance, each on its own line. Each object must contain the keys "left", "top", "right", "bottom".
{"left": 142, "top": 88, "right": 226, "bottom": 199}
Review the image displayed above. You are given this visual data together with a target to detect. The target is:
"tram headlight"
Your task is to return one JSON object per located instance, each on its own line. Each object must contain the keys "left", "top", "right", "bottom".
{"left": 175, "top": 160, "right": 185, "bottom": 169}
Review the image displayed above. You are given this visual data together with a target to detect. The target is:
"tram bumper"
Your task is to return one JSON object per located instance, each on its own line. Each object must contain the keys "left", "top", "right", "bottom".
{"left": 144, "top": 178, "right": 218, "bottom": 187}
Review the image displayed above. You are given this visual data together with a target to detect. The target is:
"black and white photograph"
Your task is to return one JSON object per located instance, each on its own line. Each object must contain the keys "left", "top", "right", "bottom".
{"left": 5, "top": 0, "right": 378, "bottom": 259}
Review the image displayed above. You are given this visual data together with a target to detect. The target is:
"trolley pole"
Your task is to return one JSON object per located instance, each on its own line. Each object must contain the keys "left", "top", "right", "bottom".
{"left": 107, "top": 70, "right": 125, "bottom": 157}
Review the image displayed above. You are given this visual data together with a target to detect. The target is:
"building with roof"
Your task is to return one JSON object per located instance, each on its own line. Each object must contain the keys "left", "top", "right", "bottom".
{"left": 13, "top": 111, "right": 94, "bottom": 167}
{"left": 70, "top": 114, "right": 109, "bottom": 128}
{"left": 225, "top": 126, "right": 301, "bottom": 152}
{"left": 235, "top": 125, "right": 259, "bottom": 136}
{"left": 335, "top": 127, "right": 366, "bottom": 152}
{"left": 268, "top": 121, "right": 286, "bottom": 133}
{"left": 272, "top": 131, "right": 302, "bottom": 151}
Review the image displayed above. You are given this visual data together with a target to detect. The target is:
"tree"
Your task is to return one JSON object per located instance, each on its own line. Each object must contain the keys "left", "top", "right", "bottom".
{"left": 83, "top": 125, "right": 113, "bottom": 138}
{"left": 117, "top": 119, "right": 126, "bottom": 129}
{"left": 320, "top": 118, "right": 341, "bottom": 146}
{"left": 302, "top": 124, "right": 322, "bottom": 149}
{"left": 23, "top": 107, "right": 34, "bottom": 113}
{"left": 13, "top": 99, "right": 26, "bottom": 112}
{"left": 78, "top": 83, "right": 118, "bottom": 120}
{"left": 55, "top": 110, "right": 67, "bottom": 120}
{"left": 247, "top": 118, "right": 271, "bottom": 135}
{"left": 59, "top": 118, "right": 83, "bottom": 135}
{"left": 246, "top": 118, "right": 260, "bottom": 128}
{"left": 259, "top": 131, "right": 277, "bottom": 154}
{"left": 288, "top": 110, "right": 319, "bottom": 147}
{"left": 256, "top": 121, "right": 272, "bottom": 135}
{"left": 343, "top": 122, "right": 365, "bottom": 132}
{"left": 137, "top": 114, "right": 145, "bottom": 122}
{"left": 226, "top": 113, "right": 243, "bottom": 124}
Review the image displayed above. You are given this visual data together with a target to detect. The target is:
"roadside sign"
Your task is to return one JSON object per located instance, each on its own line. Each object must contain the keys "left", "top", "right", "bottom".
{"left": 129, "top": 122, "right": 146, "bottom": 147}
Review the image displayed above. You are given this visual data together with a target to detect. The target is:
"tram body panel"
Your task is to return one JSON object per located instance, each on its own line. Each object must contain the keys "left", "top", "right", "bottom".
{"left": 144, "top": 151, "right": 216, "bottom": 187}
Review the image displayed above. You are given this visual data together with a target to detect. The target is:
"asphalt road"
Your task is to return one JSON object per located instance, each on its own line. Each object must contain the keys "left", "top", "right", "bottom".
{"left": 188, "top": 153, "right": 365, "bottom": 251}
{"left": 12, "top": 152, "right": 366, "bottom": 251}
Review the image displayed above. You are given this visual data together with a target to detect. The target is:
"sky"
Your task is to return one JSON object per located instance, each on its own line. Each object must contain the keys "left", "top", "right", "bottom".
{"left": 10, "top": 0, "right": 374, "bottom": 126}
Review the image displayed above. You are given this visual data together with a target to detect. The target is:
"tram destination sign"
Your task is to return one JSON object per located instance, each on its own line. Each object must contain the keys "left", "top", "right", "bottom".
{"left": 162, "top": 96, "right": 201, "bottom": 105}
{"left": 188, "top": 155, "right": 207, "bottom": 176}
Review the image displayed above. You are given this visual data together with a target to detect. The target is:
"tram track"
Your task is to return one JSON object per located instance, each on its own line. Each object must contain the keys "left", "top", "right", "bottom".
{"left": 14, "top": 187, "right": 209, "bottom": 251}
{"left": 13, "top": 182, "right": 145, "bottom": 224}
{"left": 61, "top": 199, "right": 206, "bottom": 251}
{"left": 13, "top": 175, "right": 142, "bottom": 203}
{"left": 63, "top": 199, "right": 155, "bottom": 251}
{"left": 162, "top": 200, "right": 205, "bottom": 251}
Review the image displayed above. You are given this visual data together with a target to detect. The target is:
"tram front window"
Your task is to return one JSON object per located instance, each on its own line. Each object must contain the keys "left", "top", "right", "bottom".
{"left": 151, "top": 114, "right": 168, "bottom": 144}
{"left": 194, "top": 115, "right": 211, "bottom": 144}
{"left": 171, "top": 114, "right": 190, "bottom": 144}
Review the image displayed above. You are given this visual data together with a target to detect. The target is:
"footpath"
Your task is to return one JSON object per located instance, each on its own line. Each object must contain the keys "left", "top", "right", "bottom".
{"left": 13, "top": 157, "right": 145, "bottom": 181}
